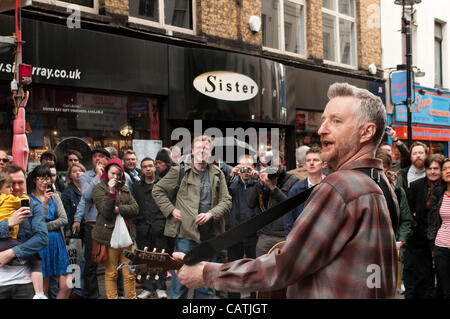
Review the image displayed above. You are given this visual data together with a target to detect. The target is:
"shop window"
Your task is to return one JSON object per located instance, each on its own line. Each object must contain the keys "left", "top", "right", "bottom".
{"left": 322, "top": 0, "right": 356, "bottom": 67}
{"left": 24, "top": 86, "right": 161, "bottom": 169}
{"left": 262, "top": 0, "right": 306, "bottom": 57}
{"left": 129, "top": 0, "right": 195, "bottom": 34}
{"left": 294, "top": 110, "right": 322, "bottom": 148}
{"left": 33, "top": 0, "right": 98, "bottom": 13}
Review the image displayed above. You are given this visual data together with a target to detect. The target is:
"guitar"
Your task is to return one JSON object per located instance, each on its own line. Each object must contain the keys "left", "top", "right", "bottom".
{"left": 118, "top": 247, "right": 182, "bottom": 281}
{"left": 256, "top": 241, "right": 287, "bottom": 299}
{"left": 119, "top": 243, "right": 287, "bottom": 299}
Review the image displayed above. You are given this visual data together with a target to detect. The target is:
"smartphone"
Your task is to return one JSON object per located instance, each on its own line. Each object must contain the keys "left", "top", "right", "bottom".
{"left": 21, "top": 198, "right": 30, "bottom": 207}
{"left": 47, "top": 184, "right": 55, "bottom": 192}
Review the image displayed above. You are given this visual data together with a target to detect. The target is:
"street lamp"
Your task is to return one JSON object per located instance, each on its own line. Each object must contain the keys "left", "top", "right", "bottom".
{"left": 394, "top": 0, "right": 421, "bottom": 148}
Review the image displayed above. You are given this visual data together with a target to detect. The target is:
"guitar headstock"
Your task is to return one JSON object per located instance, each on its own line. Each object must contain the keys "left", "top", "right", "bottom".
{"left": 123, "top": 247, "right": 182, "bottom": 280}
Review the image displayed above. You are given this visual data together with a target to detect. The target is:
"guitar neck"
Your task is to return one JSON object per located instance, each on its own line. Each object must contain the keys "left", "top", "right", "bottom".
{"left": 126, "top": 249, "right": 183, "bottom": 275}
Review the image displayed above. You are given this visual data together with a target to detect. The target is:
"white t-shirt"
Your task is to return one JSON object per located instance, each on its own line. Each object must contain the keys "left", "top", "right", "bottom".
{"left": 0, "top": 265, "right": 31, "bottom": 286}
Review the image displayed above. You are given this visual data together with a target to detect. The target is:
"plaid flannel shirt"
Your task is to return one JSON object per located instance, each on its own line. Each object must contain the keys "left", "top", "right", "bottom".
{"left": 203, "top": 158, "right": 398, "bottom": 298}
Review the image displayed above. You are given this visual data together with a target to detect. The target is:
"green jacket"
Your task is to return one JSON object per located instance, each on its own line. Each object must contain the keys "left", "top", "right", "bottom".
{"left": 152, "top": 162, "right": 232, "bottom": 244}
{"left": 395, "top": 184, "right": 413, "bottom": 243}
{"left": 91, "top": 181, "right": 139, "bottom": 246}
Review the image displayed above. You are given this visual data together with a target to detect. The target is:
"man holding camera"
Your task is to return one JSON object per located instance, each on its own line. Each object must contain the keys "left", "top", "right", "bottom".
{"left": 72, "top": 148, "right": 110, "bottom": 299}
{"left": 226, "top": 154, "right": 261, "bottom": 298}
{"left": 248, "top": 152, "right": 299, "bottom": 257}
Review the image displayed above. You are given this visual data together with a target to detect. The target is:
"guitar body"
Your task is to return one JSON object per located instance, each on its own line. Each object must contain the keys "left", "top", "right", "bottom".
{"left": 256, "top": 241, "right": 287, "bottom": 299}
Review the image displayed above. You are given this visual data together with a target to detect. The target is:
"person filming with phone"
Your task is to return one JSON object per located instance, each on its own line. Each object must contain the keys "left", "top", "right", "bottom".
{"left": 0, "top": 171, "right": 46, "bottom": 299}
{"left": 0, "top": 164, "right": 48, "bottom": 299}
{"left": 28, "top": 164, "right": 72, "bottom": 299}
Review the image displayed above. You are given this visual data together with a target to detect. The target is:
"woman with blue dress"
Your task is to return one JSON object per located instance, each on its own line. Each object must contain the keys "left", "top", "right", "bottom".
{"left": 29, "top": 164, "right": 72, "bottom": 299}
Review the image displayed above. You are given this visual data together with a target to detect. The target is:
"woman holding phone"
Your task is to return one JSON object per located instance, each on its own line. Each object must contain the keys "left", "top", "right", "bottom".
{"left": 29, "top": 164, "right": 72, "bottom": 299}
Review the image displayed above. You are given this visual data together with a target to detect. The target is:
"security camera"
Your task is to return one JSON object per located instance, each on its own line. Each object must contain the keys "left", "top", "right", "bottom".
{"left": 368, "top": 64, "right": 377, "bottom": 75}
{"left": 249, "top": 16, "right": 261, "bottom": 34}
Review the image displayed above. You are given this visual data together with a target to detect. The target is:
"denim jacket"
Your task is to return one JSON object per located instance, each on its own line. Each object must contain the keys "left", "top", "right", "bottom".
{"left": 0, "top": 198, "right": 48, "bottom": 263}
{"left": 74, "top": 170, "right": 101, "bottom": 223}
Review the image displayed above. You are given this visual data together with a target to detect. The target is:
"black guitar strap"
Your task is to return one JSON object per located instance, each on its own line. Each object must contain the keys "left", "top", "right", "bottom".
{"left": 183, "top": 185, "right": 316, "bottom": 265}
{"left": 353, "top": 168, "right": 399, "bottom": 236}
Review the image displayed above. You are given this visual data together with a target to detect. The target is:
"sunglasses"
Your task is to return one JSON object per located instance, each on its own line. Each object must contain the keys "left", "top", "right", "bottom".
{"left": 0, "top": 158, "right": 9, "bottom": 163}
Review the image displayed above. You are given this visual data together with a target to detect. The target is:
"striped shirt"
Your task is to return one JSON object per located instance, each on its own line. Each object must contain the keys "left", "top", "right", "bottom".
{"left": 202, "top": 158, "right": 399, "bottom": 298}
{"left": 436, "top": 193, "right": 450, "bottom": 248}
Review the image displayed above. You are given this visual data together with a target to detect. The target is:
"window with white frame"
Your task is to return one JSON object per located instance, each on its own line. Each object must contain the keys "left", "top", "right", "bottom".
{"left": 322, "top": 0, "right": 356, "bottom": 67}
{"left": 33, "top": 0, "right": 98, "bottom": 13}
{"left": 262, "top": 0, "right": 306, "bottom": 56}
{"left": 129, "top": 0, "right": 194, "bottom": 33}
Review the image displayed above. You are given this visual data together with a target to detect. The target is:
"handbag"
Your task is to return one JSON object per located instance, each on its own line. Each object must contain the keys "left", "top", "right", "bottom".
{"left": 92, "top": 239, "right": 107, "bottom": 264}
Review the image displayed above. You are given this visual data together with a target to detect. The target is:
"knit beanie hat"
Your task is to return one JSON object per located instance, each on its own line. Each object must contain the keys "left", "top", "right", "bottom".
{"left": 155, "top": 149, "right": 172, "bottom": 164}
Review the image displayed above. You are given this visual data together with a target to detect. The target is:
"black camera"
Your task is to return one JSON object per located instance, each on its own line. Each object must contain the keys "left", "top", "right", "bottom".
{"left": 240, "top": 167, "right": 250, "bottom": 174}
{"left": 46, "top": 184, "right": 55, "bottom": 193}
{"left": 261, "top": 166, "right": 279, "bottom": 181}
{"left": 115, "top": 180, "right": 124, "bottom": 189}
{"left": 21, "top": 198, "right": 30, "bottom": 207}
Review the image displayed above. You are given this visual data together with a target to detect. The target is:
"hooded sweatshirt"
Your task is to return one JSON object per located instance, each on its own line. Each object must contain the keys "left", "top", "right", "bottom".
{"left": 101, "top": 157, "right": 126, "bottom": 185}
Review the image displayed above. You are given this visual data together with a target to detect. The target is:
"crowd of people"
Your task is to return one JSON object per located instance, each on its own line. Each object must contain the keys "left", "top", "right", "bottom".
{"left": 0, "top": 83, "right": 449, "bottom": 300}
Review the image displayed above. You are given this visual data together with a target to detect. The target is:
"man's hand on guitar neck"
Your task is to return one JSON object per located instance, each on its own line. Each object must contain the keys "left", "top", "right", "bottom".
{"left": 173, "top": 252, "right": 208, "bottom": 289}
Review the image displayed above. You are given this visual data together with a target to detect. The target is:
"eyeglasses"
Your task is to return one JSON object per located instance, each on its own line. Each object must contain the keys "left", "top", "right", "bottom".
{"left": 0, "top": 158, "right": 9, "bottom": 163}
{"left": 36, "top": 177, "right": 51, "bottom": 182}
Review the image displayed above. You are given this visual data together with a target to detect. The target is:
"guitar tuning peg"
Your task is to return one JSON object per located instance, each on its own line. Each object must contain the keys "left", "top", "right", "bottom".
{"left": 161, "top": 249, "right": 165, "bottom": 254}
{"left": 144, "top": 247, "right": 148, "bottom": 252}
{"left": 146, "top": 275, "right": 150, "bottom": 280}
{"left": 137, "top": 275, "right": 142, "bottom": 281}
{"left": 155, "top": 274, "right": 159, "bottom": 280}
{"left": 153, "top": 248, "right": 157, "bottom": 252}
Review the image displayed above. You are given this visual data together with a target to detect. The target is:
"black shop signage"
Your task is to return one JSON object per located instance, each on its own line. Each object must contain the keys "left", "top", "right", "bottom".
{"left": 0, "top": 15, "right": 168, "bottom": 95}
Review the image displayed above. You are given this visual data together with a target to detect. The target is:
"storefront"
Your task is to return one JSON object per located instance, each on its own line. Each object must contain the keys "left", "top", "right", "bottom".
{"left": 0, "top": 14, "right": 386, "bottom": 171}
{"left": 0, "top": 15, "right": 167, "bottom": 171}
{"left": 391, "top": 85, "right": 450, "bottom": 157}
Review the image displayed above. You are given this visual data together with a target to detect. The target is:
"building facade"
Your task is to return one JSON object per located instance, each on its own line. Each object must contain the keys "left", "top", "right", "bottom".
{"left": 0, "top": 0, "right": 384, "bottom": 171}
{"left": 381, "top": 0, "right": 450, "bottom": 156}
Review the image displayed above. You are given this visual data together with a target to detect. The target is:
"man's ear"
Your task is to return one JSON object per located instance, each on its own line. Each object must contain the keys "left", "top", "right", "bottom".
{"left": 360, "top": 123, "right": 376, "bottom": 144}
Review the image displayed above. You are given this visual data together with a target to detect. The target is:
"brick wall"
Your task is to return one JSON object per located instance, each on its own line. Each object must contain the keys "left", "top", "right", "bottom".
{"left": 306, "top": 0, "right": 324, "bottom": 60}
{"left": 356, "top": 0, "right": 382, "bottom": 70}
{"left": 197, "top": 0, "right": 261, "bottom": 45}
{"left": 95, "top": 0, "right": 381, "bottom": 71}
{"left": 102, "top": 0, "right": 128, "bottom": 16}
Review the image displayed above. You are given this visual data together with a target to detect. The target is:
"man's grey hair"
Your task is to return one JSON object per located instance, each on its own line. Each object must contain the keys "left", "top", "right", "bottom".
{"left": 295, "top": 145, "right": 310, "bottom": 164}
{"left": 328, "top": 82, "right": 387, "bottom": 147}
